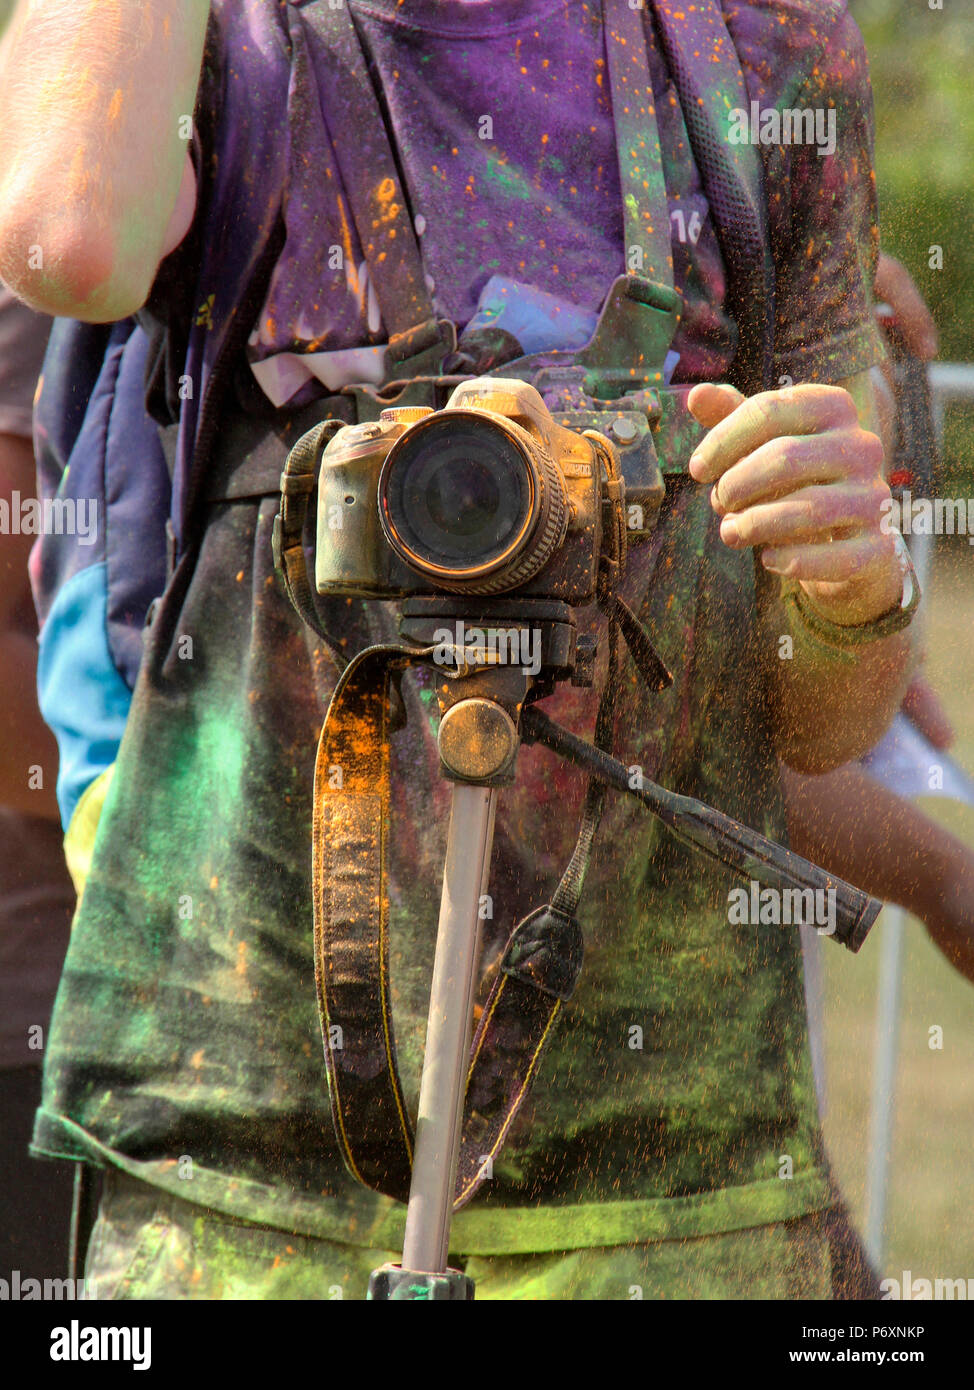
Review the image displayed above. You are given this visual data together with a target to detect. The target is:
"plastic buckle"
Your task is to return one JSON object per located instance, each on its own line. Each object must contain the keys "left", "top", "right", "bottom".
{"left": 578, "top": 274, "right": 682, "bottom": 401}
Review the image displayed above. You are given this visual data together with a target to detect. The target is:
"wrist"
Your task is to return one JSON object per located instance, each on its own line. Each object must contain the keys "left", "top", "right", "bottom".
{"left": 789, "top": 528, "right": 917, "bottom": 628}
{"left": 781, "top": 536, "right": 919, "bottom": 653}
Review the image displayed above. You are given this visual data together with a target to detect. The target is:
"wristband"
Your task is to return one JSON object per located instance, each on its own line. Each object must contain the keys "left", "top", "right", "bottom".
{"left": 781, "top": 531, "right": 920, "bottom": 654}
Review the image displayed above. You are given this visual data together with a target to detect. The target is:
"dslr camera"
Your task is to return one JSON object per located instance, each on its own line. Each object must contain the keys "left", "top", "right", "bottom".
{"left": 314, "top": 378, "right": 660, "bottom": 603}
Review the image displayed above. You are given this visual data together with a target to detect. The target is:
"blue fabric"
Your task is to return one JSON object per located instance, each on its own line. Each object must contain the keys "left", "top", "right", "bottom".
{"left": 37, "top": 563, "right": 134, "bottom": 829}
{"left": 33, "top": 320, "right": 170, "bottom": 690}
{"left": 31, "top": 317, "right": 170, "bottom": 831}
{"left": 464, "top": 275, "right": 599, "bottom": 355}
{"left": 102, "top": 327, "right": 171, "bottom": 691}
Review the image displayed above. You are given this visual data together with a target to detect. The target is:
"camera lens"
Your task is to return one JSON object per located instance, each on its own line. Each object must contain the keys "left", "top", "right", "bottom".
{"left": 379, "top": 414, "right": 533, "bottom": 577}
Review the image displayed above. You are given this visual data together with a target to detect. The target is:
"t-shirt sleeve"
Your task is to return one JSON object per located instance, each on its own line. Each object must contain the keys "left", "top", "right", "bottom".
{"left": 770, "top": 11, "right": 887, "bottom": 386}
{"left": 0, "top": 285, "right": 52, "bottom": 438}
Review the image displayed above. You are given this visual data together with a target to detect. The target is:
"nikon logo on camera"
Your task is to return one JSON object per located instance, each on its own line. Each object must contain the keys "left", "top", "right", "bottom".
{"left": 431, "top": 620, "right": 542, "bottom": 676}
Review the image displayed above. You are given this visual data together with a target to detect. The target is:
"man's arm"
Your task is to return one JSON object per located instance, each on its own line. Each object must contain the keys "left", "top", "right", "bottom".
{"left": 688, "top": 371, "right": 915, "bottom": 774}
{"left": 763, "top": 370, "right": 914, "bottom": 772}
{"left": 0, "top": 0, "right": 208, "bottom": 321}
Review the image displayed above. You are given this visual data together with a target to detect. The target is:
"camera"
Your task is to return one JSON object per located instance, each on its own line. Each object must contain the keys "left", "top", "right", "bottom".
{"left": 313, "top": 378, "right": 643, "bottom": 604}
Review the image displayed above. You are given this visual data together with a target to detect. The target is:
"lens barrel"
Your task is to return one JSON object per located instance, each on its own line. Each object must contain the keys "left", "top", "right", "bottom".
{"left": 377, "top": 410, "right": 569, "bottom": 594}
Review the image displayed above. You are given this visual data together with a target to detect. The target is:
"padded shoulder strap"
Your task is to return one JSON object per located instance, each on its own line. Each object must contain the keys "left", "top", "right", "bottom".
{"left": 653, "top": 0, "right": 775, "bottom": 393}
{"left": 295, "top": 1, "right": 437, "bottom": 347}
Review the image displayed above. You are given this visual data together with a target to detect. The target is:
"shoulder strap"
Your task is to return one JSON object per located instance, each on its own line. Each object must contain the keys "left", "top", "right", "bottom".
{"left": 652, "top": 0, "right": 775, "bottom": 393}
{"left": 603, "top": 0, "right": 674, "bottom": 296}
{"left": 297, "top": 1, "right": 454, "bottom": 374}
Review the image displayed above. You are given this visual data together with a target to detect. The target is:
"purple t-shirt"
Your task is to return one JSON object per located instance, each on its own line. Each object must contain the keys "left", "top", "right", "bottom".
{"left": 247, "top": 0, "right": 882, "bottom": 405}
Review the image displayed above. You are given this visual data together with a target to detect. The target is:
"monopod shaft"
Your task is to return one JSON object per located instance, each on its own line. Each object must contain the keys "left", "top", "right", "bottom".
{"left": 400, "top": 783, "right": 498, "bottom": 1274}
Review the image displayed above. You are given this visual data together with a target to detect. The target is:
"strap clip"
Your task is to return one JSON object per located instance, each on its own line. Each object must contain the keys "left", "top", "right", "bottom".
{"left": 384, "top": 318, "right": 458, "bottom": 381}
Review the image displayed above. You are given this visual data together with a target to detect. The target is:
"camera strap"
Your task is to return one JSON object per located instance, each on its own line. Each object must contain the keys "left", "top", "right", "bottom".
{"left": 309, "top": 606, "right": 637, "bottom": 1209}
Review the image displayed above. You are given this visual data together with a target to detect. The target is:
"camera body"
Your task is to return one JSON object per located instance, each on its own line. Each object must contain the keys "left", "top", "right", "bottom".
{"left": 314, "top": 378, "right": 630, "bottom": 604}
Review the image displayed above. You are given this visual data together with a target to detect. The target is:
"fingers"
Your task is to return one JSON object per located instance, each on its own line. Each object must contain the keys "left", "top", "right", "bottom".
{"left": 709, "top": 430, "right": 887, "bottom": 516}
{"left": 874, "top": 253, "right": 939, "bottom": 360}
{"left": 688, "top": 384, "right": 859, "bottom": 485}
{"left": 759, "top": 533, "right": 888, "bottom": 582}
{"left": 686, "top": 382, "right": 745, "bottom": 429}
{"left": 717, "top": 481, "right": 889, "bottom": 552}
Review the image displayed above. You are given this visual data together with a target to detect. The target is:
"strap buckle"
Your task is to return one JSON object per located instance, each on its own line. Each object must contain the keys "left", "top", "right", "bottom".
{"left": 384, "top": 318, "right": 457, "bottom": 382}
{"left": 577, "top": 275, "right": 682, "bottom": 400}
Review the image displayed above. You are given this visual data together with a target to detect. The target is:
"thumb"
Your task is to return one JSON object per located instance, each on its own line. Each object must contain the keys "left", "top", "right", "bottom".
{"left": 687, "top": 382, "right": 746, "bottom": 429}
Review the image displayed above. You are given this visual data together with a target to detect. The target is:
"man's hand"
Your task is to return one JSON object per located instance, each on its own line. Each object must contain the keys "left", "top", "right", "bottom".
{"left": 685, "top": 374, "right": 914, "bottom": 772}
{"left": 687, "top": 381, "right": 903, "bottom": 628}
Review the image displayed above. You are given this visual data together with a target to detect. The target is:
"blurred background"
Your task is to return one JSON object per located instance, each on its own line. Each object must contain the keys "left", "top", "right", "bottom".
{"left": 827, "top": 0, "right": 973, "bottom": 1286}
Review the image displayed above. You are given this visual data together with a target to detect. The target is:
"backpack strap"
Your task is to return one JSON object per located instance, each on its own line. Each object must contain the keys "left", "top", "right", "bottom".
{"left": 653, "top": 0, "right": 775, "bottom": 394}
{"left": 297, "top": 1, "right": 456, "bottom": 378}
{"left": 604, "top": 0, "right": 675, "bottom": 296}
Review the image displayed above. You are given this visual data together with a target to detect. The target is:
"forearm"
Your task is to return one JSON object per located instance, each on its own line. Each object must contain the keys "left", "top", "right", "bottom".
{"left": 0, "top": 0, "right": 210, "bottom": 320}
{"left": 782, "top": 762, "right": 974, "bottom": 983}
{"left": 748, "top": 368, "right": 916, "bottom": 770}
{"left": 782, "top": 761, "right": 943, "bottom": 918}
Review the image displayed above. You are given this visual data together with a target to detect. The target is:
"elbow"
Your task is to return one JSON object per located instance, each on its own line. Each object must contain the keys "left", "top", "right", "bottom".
{"left": 0, "top": 207, "right": 154, "bottom": 322}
